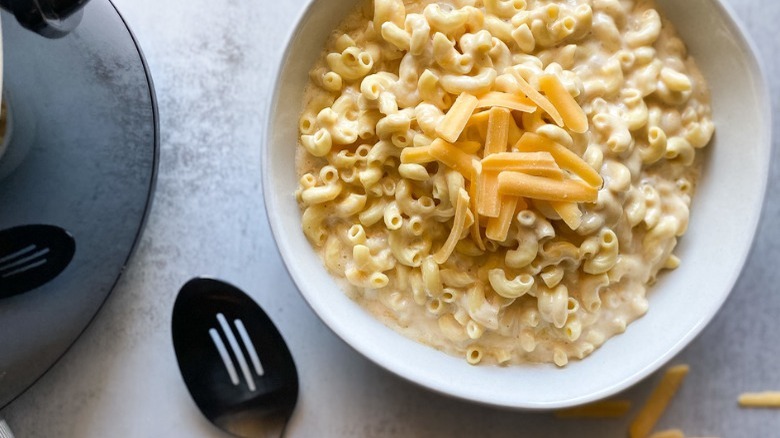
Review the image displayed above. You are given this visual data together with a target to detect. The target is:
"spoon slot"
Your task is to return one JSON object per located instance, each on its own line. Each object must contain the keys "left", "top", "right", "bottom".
{"left": 215, "top": 313, "right": 257, "bottom": 392}
{"left": 208, "top": 327, "right": 240, "bottom": 387}
{"left": 0, "top": 246, "right": 50, "bottom": 278}
{"left": 234, "top": 319, "right": 265, "bottom": 377}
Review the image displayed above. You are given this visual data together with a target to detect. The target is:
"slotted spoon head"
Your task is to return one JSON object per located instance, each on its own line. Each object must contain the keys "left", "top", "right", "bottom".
{"left": 172, "top": 278, "right": 298, "bottom": 438}
{"left": 0, "top": 224, "right": 75, "bottom": 299}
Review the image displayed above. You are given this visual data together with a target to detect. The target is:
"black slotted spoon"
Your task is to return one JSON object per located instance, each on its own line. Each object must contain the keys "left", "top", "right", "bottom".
{"left": 0, "top": 224, "right": 75, "bottom": 298}
{"left": 172, "top": 278, "right": 299, "bottom": 438}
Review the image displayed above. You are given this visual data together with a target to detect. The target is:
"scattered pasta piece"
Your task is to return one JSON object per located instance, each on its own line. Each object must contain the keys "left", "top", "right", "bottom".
{"left": 629, "top": 365, "right": 690, "bottom": 438}
{"left": 647, "top": 430, "right": 685, "bottom": 438}
{"left": 437, "top": 92, "right": 479, "bottom": 142}
{"left": 554, "top": 399, "right": 631, "bottom": 418}
{"left": 662, "top": 254, "right": 681, "bottom": 270}
{"left": 738, "top": 392, "right": 780, "bottom": 408}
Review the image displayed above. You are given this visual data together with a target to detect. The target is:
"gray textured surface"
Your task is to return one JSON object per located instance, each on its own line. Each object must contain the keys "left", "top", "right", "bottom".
{"left": 1, "top": 0, "right": 779, "bottom": 436}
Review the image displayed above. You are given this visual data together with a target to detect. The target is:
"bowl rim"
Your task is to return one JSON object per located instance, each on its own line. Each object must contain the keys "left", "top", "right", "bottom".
{"left": 261, "top": 0, "right": 773, "bottom": 410}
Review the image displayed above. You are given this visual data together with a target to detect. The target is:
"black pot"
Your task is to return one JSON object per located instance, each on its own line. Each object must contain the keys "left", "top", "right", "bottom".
{"left": 0, "top": 0, "right": 89, "bottom": 38}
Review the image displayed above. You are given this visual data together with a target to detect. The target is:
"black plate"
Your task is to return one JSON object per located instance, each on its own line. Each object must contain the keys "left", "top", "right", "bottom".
{"left": 0, "top": 0, "right": 158, "bottom": 408}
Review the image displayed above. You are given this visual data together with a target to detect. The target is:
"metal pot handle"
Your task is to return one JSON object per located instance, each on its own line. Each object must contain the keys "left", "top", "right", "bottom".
{"left": 1, "top": 0, "right": 90, "bottom": 38}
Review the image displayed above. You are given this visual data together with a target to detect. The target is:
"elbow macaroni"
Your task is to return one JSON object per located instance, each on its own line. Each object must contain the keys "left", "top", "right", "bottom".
{"left": 295, "top": 0, "right": 713, "bottom": 367}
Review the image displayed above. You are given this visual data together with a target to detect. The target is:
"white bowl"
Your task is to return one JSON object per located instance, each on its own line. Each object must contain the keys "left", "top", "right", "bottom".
{"left": 263, "top": 0, "right": 771, "bottom": 409}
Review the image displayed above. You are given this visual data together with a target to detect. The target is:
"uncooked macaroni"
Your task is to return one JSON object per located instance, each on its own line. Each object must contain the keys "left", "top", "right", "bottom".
{"left": 630, "top": 364, "right": 690, "bottom": 438}
{"left": 738, "top": 392, "right": 780, "bottom": 408}
{"left": 296, "top": 0, "right": 713, "bottom": 366}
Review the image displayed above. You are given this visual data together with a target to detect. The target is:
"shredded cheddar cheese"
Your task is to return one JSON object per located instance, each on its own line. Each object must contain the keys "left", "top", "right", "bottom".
{"left": 508, "top": 68, "right": 564, "bottom": 127}
{"left": 485, "top": 196, "right": 519, "bottom": 241}
{"left": 476, "top": 91, "right": 537, "bottom": 113}
{"left": 428, "top": 138, "right": 479, "bottom": 179}
{"left": 551, "top": 201, "right": 583, "bottom": 230}
{"left": 538, "top": 74, "right": 589, "bottom": 134}
{"left": 417, "top": 85, "right": 600, "bottom": 261}
{"left": 498, "top": 171, "right": 598, "bottom": 202}
{"left": 436, "top": 92, "right": 479, "bottom": 142}
{"left": 515, "top": 133, "right": 603, "bottom": 187}
{"left": 433, "top": 188, "right": 470, "bottom": 264}
{"left": 400, "top": 145, "right": 435, "bottom": 164}
{"left": 468, "top": 166, "right": 486, "bottom": 251}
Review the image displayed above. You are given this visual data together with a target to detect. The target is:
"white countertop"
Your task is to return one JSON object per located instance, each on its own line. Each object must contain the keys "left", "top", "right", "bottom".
{"left": 2, "top": 0, "right": 780, "bottom": 436}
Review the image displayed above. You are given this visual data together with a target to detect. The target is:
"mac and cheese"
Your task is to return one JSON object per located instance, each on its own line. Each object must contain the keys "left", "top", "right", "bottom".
{"left": 296, "top": 0, "right": 713, "bottom": 367}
